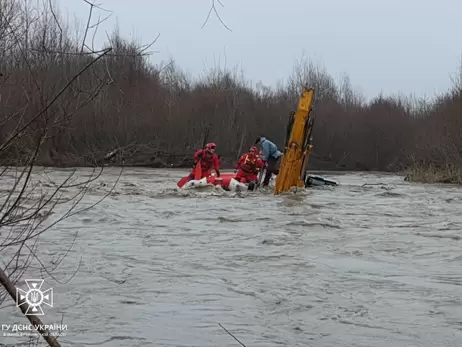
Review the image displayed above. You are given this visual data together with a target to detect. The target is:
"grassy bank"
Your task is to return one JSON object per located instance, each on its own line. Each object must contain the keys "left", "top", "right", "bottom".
{"left": 405, "top": 164, "right": 462, "bottom": 185}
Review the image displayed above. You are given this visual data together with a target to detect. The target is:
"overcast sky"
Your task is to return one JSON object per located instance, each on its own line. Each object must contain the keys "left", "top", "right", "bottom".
{"left": 57, "top": 0, "right": 462, "bottom": 101}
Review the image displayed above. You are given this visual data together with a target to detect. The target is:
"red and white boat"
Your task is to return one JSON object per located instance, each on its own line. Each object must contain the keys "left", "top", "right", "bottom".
{"left": 177, "top": 171, "right": 262, "bottom": 192}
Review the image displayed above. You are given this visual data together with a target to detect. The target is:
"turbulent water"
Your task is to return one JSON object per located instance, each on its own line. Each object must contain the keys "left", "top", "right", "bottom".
{"left": 0, "top": 167, "right": 461, "bottom": 347}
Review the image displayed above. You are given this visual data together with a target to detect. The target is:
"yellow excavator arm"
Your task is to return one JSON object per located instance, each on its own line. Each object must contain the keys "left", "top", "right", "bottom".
{"left": 274, "top": 87, "right": 315, "bottom": 194}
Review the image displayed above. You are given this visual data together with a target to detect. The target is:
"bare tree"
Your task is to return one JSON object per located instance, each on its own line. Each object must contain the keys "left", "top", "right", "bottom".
{"left": 0, "top": 0, "right": 154, "bottom": 345}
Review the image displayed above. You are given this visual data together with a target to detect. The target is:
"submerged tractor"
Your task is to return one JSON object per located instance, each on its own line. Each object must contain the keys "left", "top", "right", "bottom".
{"left": 274, "top": 87, "right": 337, "bottom": 194}
{"left": 177, "top": 87, "right": 337, "bottom": 192}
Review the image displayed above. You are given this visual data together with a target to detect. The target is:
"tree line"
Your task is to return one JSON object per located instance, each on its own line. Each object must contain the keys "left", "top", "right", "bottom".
{"left": 1, "top": 0, "right": 461, "bottom": 182}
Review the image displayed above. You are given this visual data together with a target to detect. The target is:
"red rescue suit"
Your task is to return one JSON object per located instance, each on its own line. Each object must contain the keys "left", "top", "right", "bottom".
{"left": 235, "top": 151, "right": 264, "bottom": 183}
{"left": 189, "top": 148, "right": 220, "bottom": 179}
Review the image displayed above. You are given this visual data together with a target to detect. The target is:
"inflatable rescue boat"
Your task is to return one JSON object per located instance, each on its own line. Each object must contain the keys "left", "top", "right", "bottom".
{"left": 177, "top": 171, "right": 262, "bottom": 192}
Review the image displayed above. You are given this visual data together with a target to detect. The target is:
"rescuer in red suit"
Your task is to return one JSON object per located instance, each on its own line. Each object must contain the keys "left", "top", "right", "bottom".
{"left": 234, "top": 146, "right": 264, "bottom": 183}
{"left": 188, "top": 142, "right": 220, "bottom": 180}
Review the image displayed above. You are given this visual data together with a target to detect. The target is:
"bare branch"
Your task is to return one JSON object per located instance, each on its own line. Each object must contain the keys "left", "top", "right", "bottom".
{"left": 201, "top": 0, "right": 232, "bottom": 32}
{"left": 0, "top": 0, "right": 156, "bottom": 345}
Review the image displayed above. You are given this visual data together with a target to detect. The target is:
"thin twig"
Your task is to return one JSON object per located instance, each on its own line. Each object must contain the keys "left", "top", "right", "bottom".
{"left": 201, "top": 0, "right": 232, "bottom": 31}
{"left": 218, "top": 323, "right": 246, "bottom": 347}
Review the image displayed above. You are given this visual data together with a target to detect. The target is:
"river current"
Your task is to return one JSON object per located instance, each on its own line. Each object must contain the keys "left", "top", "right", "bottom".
{"left": 0, "top": 167, "right": 461, "bottom": 347}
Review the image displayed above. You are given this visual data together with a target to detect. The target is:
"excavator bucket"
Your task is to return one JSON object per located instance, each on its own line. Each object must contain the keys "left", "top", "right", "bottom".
{"left": 274, "top": 87, "right": 315, "bottom": 194}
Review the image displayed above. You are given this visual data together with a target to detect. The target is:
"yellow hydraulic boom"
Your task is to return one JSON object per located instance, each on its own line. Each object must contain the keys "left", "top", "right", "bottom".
{"left": 274, "top": 87, "right": 315, "bottom": 194}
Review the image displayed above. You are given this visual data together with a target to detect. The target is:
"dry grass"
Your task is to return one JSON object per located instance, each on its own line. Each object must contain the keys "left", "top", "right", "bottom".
{"left": 405, "top": 164, "right": 462, "bottom": 184}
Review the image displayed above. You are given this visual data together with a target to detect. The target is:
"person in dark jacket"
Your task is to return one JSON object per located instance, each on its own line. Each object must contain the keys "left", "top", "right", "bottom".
{"left": 255, "top": 136, "right": 282, "bottom": 186}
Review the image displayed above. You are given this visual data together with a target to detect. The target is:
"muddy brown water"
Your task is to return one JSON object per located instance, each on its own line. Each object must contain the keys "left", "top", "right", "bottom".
{"left": 0, "top": 167, "right": 461, "bottom": 347}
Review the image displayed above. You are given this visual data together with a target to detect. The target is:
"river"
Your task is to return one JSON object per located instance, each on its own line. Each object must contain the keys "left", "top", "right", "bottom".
{"left": 0, "top": 167, "right": 461, "bottom": 347}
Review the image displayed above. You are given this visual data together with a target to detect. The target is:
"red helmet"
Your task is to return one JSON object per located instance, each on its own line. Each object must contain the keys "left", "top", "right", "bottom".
{"left": 205, "top": 142, "right": 216, "bottom": 150}
{"left": 249, "top": 146, "right": 257, "bottom": 153}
